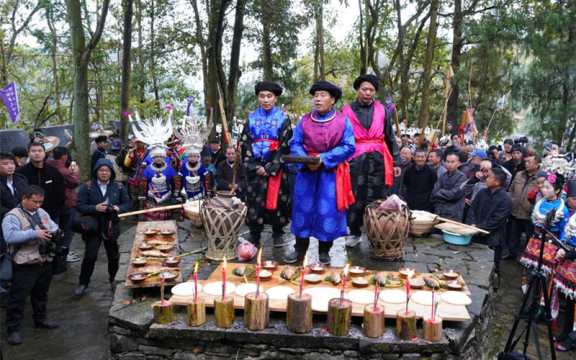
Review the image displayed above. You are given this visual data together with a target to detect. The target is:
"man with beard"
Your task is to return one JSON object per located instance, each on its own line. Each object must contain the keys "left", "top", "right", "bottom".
{"left": 340, "top": 74, "right": 401, "bottom": 247}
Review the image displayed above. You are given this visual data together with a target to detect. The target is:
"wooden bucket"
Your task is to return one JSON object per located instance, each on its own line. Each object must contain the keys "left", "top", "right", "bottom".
{"left": 202, "top": 193, "right": 247, "bottom": 261}
{"left": 363, "top": 201, "right": 410, "bottom": 261}
{"left": 182, "top": 201, "right": 204, "bottom": 228}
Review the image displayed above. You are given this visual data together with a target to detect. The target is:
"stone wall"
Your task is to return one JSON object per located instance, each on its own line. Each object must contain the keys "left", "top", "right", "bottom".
{"left": 109, "top": 224, "right": 496, "bottom": 360}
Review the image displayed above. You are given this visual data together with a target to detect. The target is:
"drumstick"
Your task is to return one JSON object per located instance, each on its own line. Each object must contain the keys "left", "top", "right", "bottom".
{"left": 118, "top": 204, "right": 184, "bottom": 218}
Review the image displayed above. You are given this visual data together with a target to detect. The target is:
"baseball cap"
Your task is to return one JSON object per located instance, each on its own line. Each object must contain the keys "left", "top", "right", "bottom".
{"left": 469, "top": 149, "right": 487, "bottom": 159}
{"left": 111, "top": 139, "right": 123, "bottom": 151}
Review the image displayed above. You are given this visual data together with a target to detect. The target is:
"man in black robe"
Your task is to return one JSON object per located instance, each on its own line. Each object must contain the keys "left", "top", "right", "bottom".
{"left": 216, "top": 147, "right": 247, "bottom": 199}
{"left": 341, "top": 75, "right": 401, "bottom": 247}
{"left": 241, "top": 81, "right": 293, "bottom": 247}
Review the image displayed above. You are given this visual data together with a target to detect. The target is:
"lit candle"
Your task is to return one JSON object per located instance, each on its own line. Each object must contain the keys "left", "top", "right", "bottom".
{"left": 256, "top": 247, "right": 262, "bottom": 299}
{"left": 300, "top": 256, "right": 307, "bottom": 298}
{"left": 222, "top": 257, "right": 227, "bottom": 301}
{"left": 405, "top": 269, "right": 414, "bottom": 314}
{"left": 161, "top": 274, "right": 167, "bottom": 306}
{"left": 194, "top": 262, "right": 199, "bottom": 303}
{"left": 341, "top": 264, "right": 350, "bottom": 305}
{"left": 374, "top": 282, "right": 379, "bottom": 313}
{"left": 431, "top": 288, "right": 435, "bottom": 320}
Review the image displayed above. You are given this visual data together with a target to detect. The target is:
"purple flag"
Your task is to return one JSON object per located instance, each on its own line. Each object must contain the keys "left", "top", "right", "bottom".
{"left": 186, "top": 95, "right": 195, "bottom": 116}
{"left": 0, "top": 82, "right": 21, "bottom": 123}
{"left": 385, "top": 95, "right": 395, "bottom": 111}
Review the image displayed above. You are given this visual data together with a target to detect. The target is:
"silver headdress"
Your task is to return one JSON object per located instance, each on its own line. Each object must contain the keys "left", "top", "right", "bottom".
{"left": 174, "top": 118, "right": 208, "bottom": 155}
{"left": 542, "top": 154, "right": 574, "bottom": 179}
{"left": 132, "top": 118, "right": 173, "bottom": 159}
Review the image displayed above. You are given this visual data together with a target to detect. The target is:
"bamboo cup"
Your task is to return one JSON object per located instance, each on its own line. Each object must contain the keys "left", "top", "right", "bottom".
{"left": 187, "top": 299, "right": 206, "bottom": 327}
{"left": 423, "top": 315, "right": 443, "bottom": 342}
{"left": 286, "top": 293, "right": 312, "bottom": 334}
{"left": 244, "top": 292, "right": 270, "bottom": 331}
{"left": 362, "top": 304, "right": 385, "bottom": 338}
{"left": 153, "top": 301, "right": 173, "bottom": 324}
{"left": 396, "top": 309, "right": 417, "bottom": 340}
{"left": 214, "top": 296, "right": 235, "bottom": 328}
{"left": 327, "top": 298, "right": 352, "bottom": 336}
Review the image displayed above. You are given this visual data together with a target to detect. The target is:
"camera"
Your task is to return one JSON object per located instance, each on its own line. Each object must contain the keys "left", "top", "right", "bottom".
{"left": 38, "top": 229, "right": 69, "bottom": 257}
{"left": 105, "top": 204, "right": 116, "bottom": 215}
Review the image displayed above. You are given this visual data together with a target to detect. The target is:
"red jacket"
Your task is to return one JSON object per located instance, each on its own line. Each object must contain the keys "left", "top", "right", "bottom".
{"left": 47, "top": 159, "right": 80, "bottom": 209}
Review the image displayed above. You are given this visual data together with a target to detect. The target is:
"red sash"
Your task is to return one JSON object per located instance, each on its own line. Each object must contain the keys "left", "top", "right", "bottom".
{"left": 308, "top": 152, "right": 354, "bottom": 211}
{"left": 254, "top": 139, "right": 281, "bottom": 210}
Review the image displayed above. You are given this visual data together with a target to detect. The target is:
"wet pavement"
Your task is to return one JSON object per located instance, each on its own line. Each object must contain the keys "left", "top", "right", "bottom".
{"left": 1, "top": 221, "right": 574, "bottom": 359}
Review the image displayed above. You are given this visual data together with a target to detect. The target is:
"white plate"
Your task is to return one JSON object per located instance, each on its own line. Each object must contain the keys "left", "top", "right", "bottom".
{"left": 202, "top": 282, "right": 236, "bottom": 296}
{"left": 234, "top": 283, "right": 265, "bottom": 297}
{"left": 303, "top": 287, "right": 346, "bottom": 312}
{"left": 171, "top": 282, "right": 203, "bottom": 296}
{"left": 347, "top": 290, "right": 375, "bottom": 305}
{"left": 410, "top": 291, "right": 440, "bottom": 306}
{"left": 441, "top": 291, "right": 472, "bottom": 305}
{"left": 379, "top": 289, "right": 407, "bottom": 304}
{"left": 266, "top": 286, "right": 295, "bottom": 301}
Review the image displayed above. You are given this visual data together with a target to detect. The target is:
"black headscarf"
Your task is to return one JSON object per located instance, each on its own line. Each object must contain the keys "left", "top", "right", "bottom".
{"left": 308, "top": 81, "right": 343, "bottom": 102}
{"left": 254, "top": 81, "right": 283, "bottom": 96}
{"left": 353, "top": 74, "right": 379, "bottom": 91}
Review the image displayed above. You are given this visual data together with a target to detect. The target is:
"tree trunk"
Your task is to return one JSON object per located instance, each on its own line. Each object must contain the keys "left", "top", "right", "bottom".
{"left": 395, "top": 0, "right": 408, "bottom": 119}
{"left": 206, "top": 0, "right": 232, "bottom": 129}
{"left": 359, "top": 0, "right": 366, "bottom": 75}
{"left": 150, "top": 0, "right": 160, "bottom": 109}
{"left": 314, "top": 3, "right": 325, "bottom": 81}
{"left": 259, "top": 0, "right": 273, "bottom": 80}
{"left": 136, "top": 0, "right": 145, "bottom": 102}
{"left": 120, "top": 0, "right": 134, "bottom": 142}
{"left": 417, "top": 0, "right": 438, "bottom": 128}
{"left": 191, "top": 0, "right": 208, "bottom": 112}
{"left": 46, "top": 8, "right": 63, "bottom": 125}
{"left": 226, "top": 0, "right": 246, "bottom": 128}
{"left": 66, "top": 0, "right": 109, "bottom": 181}
{"left": 447, "top": 0, "right": 463, "bottom": 123}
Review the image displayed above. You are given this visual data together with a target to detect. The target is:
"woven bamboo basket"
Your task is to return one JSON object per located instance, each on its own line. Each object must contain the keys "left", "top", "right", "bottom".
{"left": 409, "top": 210, "right": 439, "bottom": 237}
{"left": 202, "top": 194, "right": 247, "bottom": 261}
{"left": 182, "top": 201, "right": 204, "bottom": 228}
{"left": 363, "top": 201, "right": 410, "bottom": 261}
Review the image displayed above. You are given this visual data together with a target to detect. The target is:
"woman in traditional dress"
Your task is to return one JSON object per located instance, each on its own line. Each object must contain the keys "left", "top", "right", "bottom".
{"left": 554, "top": 216, "right": 576, "bottom": 352}
{"left": 521, "top": 174, "right": 570, "bottom": 273}
{"left": 284, "top": 81, "right": 355, "bottom": 265}
{"left": 175, "top": 122, "right": 208, "bottom": 201}
{"left": 132, "top": 118, "right": 180, "bottom": 221}
{"left": 241, "top": 81, "right": 293, "bottom": 247}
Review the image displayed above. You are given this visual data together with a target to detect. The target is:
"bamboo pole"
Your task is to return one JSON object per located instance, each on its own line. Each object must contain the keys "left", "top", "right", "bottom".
{"left": 396, "top": 309, "right": 417, "bottom": 340}
{"left": 244, "top": 293, "right": 270, "bottom": 331}
{"left": 362, "top": 304, "right": 385, "bottom": 338}
{"left": 286, "top": 293, "right": 312, "bottom": 334}
{"left": 423, "top": 315, "right": 443, "bottom": 342}
{"left": 214, "top": 296, "right": 235, "bottom": 328}
{"left": 327, "top": 298, "right": 352, "bottom": 336}
{"left": 118, "top": 204, "right": 183, "bottom": 218}
{"left": 436, "top": 216, "right": 489, "bottom": 234}
{"left": 152, "top": 301, "right": 173, "bottom": 324}
{"left": 187, "top": 299, "right": 206, "bottom": 327}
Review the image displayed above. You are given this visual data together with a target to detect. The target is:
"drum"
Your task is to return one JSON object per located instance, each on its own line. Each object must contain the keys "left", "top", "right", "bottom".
{"left": 519, "top": 232, "right": 558, "bottom": 274}
{"left": 363, "top": 201, "right": 410, "bottom": 261}
{"left": 202, "top": 192, "right": 247, "bottom": 261}
{"left": 554, "top": 256, "right": 576, "bottom": 299}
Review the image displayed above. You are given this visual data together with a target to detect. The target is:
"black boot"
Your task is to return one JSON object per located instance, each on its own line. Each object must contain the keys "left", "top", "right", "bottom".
{"left": 284, "top": 237, "right": 309, "bottom": 264}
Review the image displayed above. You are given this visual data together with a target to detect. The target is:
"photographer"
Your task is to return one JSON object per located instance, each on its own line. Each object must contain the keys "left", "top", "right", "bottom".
{"left": 2, "top": 185, "right": 60, "bottom": 346}
{"left": 74, "top": 159, "right": 130, "bottom": 298}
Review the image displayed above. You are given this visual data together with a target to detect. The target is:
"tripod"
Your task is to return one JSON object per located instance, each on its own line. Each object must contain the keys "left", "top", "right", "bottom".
{"left": 499, "top": 210, "right": 566, "bottom": 360}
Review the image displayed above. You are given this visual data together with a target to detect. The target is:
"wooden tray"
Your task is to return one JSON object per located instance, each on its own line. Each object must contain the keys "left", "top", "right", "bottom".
{"left": 169, "top": 263, "right": 471, "bottom": 321}
{"left": 125, "top": 221, "right": 183, "bottom": 288}
{"left": 435, "top": 222, "right": 480, "bottom": 236}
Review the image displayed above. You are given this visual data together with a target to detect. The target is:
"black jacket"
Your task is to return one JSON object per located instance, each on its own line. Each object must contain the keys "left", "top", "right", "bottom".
{"left": 402, "top": 164, "right": 438, "bottom": 211}
{"left": 76, "top": 158, "right": 130, "bottom": 235}
{"left": 1, "top": 173, "right": 28, "bottom": 220}
{"left": 503, "top": 159, "right": 526, "bottom": 186}
{"left": 91, "top": 147, "right": 107, "bottom": 171}
{"left": 216, "top": 160, "right": 247, "bottom": 198}
{"left": 466, "top": 187, "right": 512, "bottom": 247}
{"left": 16, "top": 162, "right": 65, "bottom": 220}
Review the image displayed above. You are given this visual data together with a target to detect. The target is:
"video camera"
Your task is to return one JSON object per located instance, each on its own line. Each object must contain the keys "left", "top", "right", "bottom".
{"left": 38, "top": 229, "right": 69, "bottom": 257}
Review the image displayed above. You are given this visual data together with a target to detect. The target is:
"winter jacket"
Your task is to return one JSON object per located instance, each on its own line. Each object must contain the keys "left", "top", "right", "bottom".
{"left": 16, "top": 161, "right": 65, "bottom": 220}
{"left": 402, "top": 164, "right": 437, "bottom": 211}
{"left": 0, "top": 173, "right": 28, "bottom": 220}
{"left": 503, "top": 159, "right": 526, "bottom": 186}
{"left": 508, "top": 169, "right": 539, "bottom": 220}
{"left": 47, "top": 159, "right": 80, "bottom": 209}
{"left": 76, "top": 158, "right": 130, "bottom": 235}
{"left": 466, "top": 187, "right": 512, "bottom": 247}
{"left": 431, "top": 170, "right": 467, "bottom": 221}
